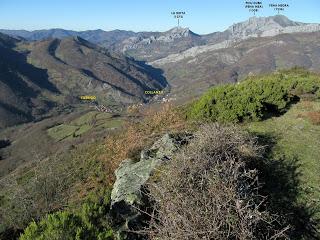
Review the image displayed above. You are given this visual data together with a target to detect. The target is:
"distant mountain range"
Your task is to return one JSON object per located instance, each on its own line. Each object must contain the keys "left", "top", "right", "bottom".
{"left": 1, "top": 15, "right": 320, "bottom": 127}
{"left": 1, "top": 15, "right": 320, "bottom": 61}
{"left": 146, "top": 16, "right": 320, "bottom": 101}
{"left": 0, "top": 27, "right": 204, "bottom": 61}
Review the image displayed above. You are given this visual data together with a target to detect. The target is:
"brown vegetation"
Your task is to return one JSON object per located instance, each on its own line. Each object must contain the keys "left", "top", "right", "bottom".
{"left": 305, "top": 111, "right": 320, "bottom": 125}
{"left": 145, "top": 124, "right": 289, "bottom": 240}
{"left": 300, "top": 100, "right": 314, "bottom": 111}
{"left": 102, "top": 103, "right": 190, "bottom": 182}
{"left": 297, "top": 110, "right": 320, "bottom": 125}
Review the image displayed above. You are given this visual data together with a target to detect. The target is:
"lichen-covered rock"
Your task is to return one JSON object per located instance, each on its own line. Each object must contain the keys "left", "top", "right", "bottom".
{"left": 111, "top": 133, "right": 191, "bottom": 207}
{"left": 110, "top": 133, "right": 192, "bottom": 238}
{"left": 140, "top": 133, "right": 189, "bottom": 161}
{"left": 111, "top": 158, "right": 162, "bottom": 206}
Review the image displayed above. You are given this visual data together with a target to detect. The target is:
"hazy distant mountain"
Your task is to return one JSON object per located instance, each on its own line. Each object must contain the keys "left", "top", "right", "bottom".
{"left": 116, "top": 15, "right": 320, "bottom": 62}
{"left": 0, "top": 29, "right": 77, "bottom": 41}
{"left": 0, "top": 27, "right": 204, "bottom": 61}
{"left": 0, "top": 33, "right": 167, "bottom": 128}
{"left": 0, "top": 28, "right": 136, "bottom": 45}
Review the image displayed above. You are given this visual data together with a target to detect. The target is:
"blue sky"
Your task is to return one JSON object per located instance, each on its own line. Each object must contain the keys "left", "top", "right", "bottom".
{"left": 0, "top": 0, "right": 319, "bottom": 34}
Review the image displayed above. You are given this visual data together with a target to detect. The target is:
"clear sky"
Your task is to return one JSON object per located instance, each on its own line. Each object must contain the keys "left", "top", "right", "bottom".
{"left": 0, "top": 0, "right": 319, "bottom": 34}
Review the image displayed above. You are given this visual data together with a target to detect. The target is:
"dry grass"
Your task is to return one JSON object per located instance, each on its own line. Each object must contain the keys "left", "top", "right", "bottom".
{"left": 305, "top": 111, "right": 320, "bottom": 125}
{"left": 299, "top": 100, "right": 314, "bottom": 111}
{"left": 296, "top": 100, "right": 320, "bottom": 125}
{"left": 102, "top": 104, "right": 190, "bottom": 182}
{"left": 297, "top": 110, "right": 320, "bottom": 125}
{"left": 145, "top": 124, "right": 289, "bottom": 240}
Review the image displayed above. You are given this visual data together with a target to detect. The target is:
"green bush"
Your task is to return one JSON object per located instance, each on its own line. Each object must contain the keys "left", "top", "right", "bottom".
{"left": 189, "top": 68, "right": 320, "bottom": 123}
{"left": 19, "top": 194, "right": 114, "bottom": 240}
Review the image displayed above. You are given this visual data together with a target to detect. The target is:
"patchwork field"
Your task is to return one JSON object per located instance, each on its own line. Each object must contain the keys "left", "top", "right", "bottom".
{"left": 47, "top": 111, "right": 123, "bottom": 141}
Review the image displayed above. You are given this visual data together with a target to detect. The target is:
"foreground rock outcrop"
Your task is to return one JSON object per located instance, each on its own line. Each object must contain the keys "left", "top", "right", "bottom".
{"left": 110, "top": 133, "right": 192, "bottom": 238}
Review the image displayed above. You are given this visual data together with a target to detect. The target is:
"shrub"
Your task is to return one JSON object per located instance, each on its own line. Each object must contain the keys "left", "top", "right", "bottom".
{"left": 189, "top": 68, "right": 320, "bottom": 123}
{"left": 146, "top": 124, "right": 289, "bottom": 239}
{"left": 19, "top": 194, "right": 114, "bottom": 240}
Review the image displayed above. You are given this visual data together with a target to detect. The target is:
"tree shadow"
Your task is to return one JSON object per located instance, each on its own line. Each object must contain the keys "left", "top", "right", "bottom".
{"left": 260, "top": 95, "right": 300, "bottom": 121}
{"left": 0, "top": 139, "right": 11, "bottom": 161}
{"left": 251, "top": 133, "right": 320, "bottom": 239}
{"left": 0, "top": 227, "right": 22, "bottom": 240}
{"left": 0, "top": 139, "right": 11, "bottom": 149}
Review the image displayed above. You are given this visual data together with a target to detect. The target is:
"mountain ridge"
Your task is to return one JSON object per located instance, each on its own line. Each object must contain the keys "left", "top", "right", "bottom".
{"left": 150, "top": 15, "right": 320, "bottom": 65}
{"left": 2, "top": 15, "right": 320, "bottom": 62}
{"left": 0, "top": 34, "right": 167, "bottom": 128}
{"left": 1, "top": 15, "right": 319, "bottom": 45}
{"left": 152, "top": 31, "right": 320, "bottom": 103}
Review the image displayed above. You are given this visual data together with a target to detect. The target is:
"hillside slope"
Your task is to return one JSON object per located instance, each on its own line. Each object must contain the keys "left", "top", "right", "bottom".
{"left": 0, "top": 33, "right": 58, "bottom": 128}
{"left": 0, "top": 33, "right": 167, "bottom": 128}
{"left": 24, "top": 36, "right": 167, "bottom": 102}
{"left": 247, "top": 100, "right": 320, "bottom": 223}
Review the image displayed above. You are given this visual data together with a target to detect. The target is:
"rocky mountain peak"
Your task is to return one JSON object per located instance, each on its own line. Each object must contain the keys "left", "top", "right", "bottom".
{"left": 246, "top": 15, "right": 304, "bottom": 28}
{"left": 120, "top": 26, "right": 201, "bottom": 55}
{"left": 269, "top": 15, "right": 304, "bottom": 27}
{"left": 154, "top": 27, "right": 198, "bottom": 42}
{"left": 227, "top": 15, "right": 314, "bottom": 39}
{"left": 165, "top": 27, "right": 192, "bottom": 37}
